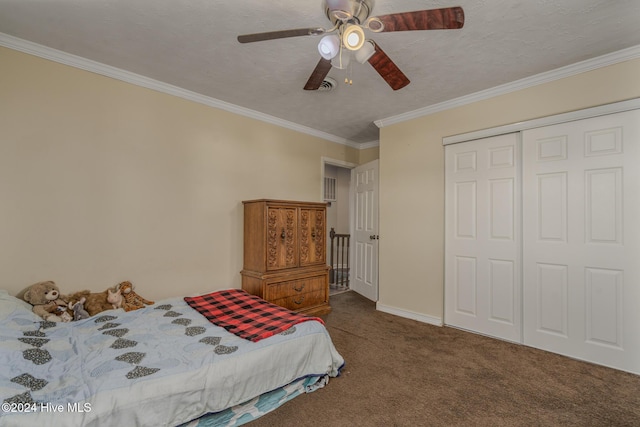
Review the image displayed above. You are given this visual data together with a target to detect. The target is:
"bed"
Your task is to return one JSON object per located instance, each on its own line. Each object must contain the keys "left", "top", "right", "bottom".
{"left": 0, "top": 289, "right": 344, "bottom": 426}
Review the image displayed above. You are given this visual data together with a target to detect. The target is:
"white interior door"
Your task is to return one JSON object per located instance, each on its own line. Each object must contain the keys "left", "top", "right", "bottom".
{"left": 445, "top": 133, "right": 522, "bottom": 343}
{"left": 351, "top": 159, "right": 379, "bottom": 301}
{"left": 522, "top": 109, "right": 640, "bottom": 374}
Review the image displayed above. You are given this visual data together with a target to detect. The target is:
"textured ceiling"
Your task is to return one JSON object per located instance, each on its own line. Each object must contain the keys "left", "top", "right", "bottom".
{"left": 1, "top": 0, "right": 639, "bottom": 145}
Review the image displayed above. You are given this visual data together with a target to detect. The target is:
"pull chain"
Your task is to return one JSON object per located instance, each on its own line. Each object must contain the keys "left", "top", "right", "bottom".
{"left": 345, "top": 57, "right": 353, "bottom": 85}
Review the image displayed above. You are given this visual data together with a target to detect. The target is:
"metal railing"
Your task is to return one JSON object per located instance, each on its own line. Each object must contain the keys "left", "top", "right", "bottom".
{"left": 329, "top": 228, "right": 350, "bottom": 288}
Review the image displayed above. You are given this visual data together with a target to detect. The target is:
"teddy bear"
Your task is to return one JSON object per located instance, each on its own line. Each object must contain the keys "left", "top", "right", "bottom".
{"left": 117, "top": 281, "right": 155, "bottom": 311}
{"left": 68, "top": 297, "right": 90, "bottom": 321}
{"left": 23, "top": 280, "right": 72, "bottom": 323}
{"left": 64, "top": 287, "right": 119, "bottom": 317}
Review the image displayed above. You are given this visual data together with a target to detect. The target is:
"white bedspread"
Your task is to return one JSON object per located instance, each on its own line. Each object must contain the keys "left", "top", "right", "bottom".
{"left": 0, "top": 290, "right": 344, "bottom": 427}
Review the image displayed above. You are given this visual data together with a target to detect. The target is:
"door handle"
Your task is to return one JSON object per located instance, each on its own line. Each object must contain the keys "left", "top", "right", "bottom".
{"left": 369, "top": 235, "right": 379, "bottom": 240}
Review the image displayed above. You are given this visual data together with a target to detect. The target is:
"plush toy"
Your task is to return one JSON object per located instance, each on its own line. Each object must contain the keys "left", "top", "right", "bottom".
{"left": 64, "top": 287, "right": 118, "bottom": 317}
{"left": 39, "top": 300, "right": 72, "bottom": 322}
{"left": 55, "top": 306, "right": 73, "bottom": 322}
{"left": 69, "top": 297, "right": 90, "bottom": 321}
{"left": 107, "top": 288, "right": 123, "bottom": 310}
{"left": 117, "top": 281, "right": 155, "bottom": 312}
{"left": 23, "top": 280, "right": 72, "bottom": 323}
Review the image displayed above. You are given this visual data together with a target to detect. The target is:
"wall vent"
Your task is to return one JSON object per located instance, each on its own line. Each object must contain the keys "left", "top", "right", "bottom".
{"left": 324, "top": 176, "right": 337, "bottom": 201}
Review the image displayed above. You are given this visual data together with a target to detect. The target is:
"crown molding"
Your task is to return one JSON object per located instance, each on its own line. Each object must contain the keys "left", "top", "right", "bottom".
{"left": 375, "top": 44, "right": 640, "bottom": 129}
{"left": 442, "top": 97, "right": 640, "bottom": 145}
{"left": 357, "top": 139, "right": 380, "bottom": 149}
{"left": 0, "top": 32, "right": 368, "bottom": 149}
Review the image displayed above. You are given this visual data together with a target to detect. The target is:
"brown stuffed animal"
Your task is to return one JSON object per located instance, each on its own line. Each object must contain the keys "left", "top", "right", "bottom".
{"left": 64, "top": 287, "right": 118, "bottom": 317}
{"left": 23, "top": 281, "right": 72, "bottom": 322}
{"left": 117, "top": 281, "right": 154, "bottom": 312}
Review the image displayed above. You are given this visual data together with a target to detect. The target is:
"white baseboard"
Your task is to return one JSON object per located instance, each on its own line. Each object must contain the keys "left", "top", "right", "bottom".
{"left": 375, "top": 303, "right": 443, "bottom": 326}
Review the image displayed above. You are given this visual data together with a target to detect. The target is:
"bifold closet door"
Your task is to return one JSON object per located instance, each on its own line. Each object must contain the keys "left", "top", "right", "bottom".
{"left": 445, "top": 133, "right": 521, "bottom": 343}
{"left": 522, "top": 109, "right": 640, "bottom": 374}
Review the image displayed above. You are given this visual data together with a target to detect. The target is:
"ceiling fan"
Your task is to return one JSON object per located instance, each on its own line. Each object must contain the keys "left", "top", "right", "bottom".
{"left": 237, "top": 0, "right": 464, "bottom": 91}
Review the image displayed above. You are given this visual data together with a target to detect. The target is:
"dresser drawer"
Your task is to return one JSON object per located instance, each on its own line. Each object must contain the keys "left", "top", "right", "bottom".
{"left": 271, "top": 288, "right": 327, "bottom": 311}
{"left": 241, "top": 266, "right": 330, "bottom": 315}
{"left": 266, "top": 275, "right": 326, "bottom": 300}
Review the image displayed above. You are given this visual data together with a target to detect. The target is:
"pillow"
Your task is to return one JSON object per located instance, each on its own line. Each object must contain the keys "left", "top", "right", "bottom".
{"left": 0, "top": 289, "right": 41, "bottom": 320}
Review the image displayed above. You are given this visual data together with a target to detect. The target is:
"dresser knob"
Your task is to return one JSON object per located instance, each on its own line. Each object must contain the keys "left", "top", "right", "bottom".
{"left": 293, "top": 296, "right": 305, "bottom": 305}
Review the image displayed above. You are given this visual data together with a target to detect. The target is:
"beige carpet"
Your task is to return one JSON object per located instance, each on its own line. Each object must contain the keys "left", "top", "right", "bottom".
{"left": 249, "top": 291, "right": 640, "bottom": 427}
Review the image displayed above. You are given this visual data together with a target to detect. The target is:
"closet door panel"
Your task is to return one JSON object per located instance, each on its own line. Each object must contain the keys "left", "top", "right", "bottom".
{"left": 445, "top": 133, "right": 521, "bottom": 343}
{"left": 523, "top": 109, "right": 640, "bottom": 374}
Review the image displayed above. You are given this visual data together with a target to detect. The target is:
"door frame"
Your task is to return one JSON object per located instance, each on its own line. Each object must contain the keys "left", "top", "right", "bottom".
{"left": 321, "top": 157, "right": 381, "bottom": 301}
{"left": 321, "top": 156, "right": 357, "bottom": 283}
{"left": 320, "top": 158, "right": 358, "bottom": 236}
{"left": 320, "top": 157, "right": 357, "bottom": 202}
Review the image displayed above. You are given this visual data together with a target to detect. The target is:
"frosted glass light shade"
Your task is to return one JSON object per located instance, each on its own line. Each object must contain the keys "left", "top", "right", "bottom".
{"left": 318, "top": 35, "right": 340, "bottom": 60}
{"left": 342, "top": 25, "right": 365, "bottom": 51}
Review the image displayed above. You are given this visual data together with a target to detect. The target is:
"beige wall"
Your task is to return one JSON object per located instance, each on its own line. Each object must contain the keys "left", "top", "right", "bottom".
{"left": 0, "top": 46, "right": 363, "bottom": 299}
{"left": 358, "top": 146, "right": 379, "bottom": 164}
{"left": 379, "top": 58, "right": 640, "bottom": 321}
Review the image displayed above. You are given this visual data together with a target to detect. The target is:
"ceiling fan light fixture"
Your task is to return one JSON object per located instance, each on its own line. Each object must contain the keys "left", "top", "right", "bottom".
{"left": 355, "top": 40, "right": 375, "bottom": 63}
{"left": 364, "top": 17, "right": 383, "bottom": 32}
{"left": 342, "top": 24, "right": 365, "bottom": 50}
{"left": 318, "top": 35, "right": 340, "bottom": 59}
{"left": 330, "top": 9, "right": 352, "bottom": 22}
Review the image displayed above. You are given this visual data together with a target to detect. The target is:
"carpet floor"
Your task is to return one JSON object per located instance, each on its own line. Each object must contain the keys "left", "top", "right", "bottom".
{"left": 248, "top": 291, "right": 640, "bottom": 427}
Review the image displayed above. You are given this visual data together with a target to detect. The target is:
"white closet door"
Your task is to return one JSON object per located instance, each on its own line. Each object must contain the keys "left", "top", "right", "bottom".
{"left": 445, "top": 133, "right": 521, "bottom": 343}
{"left": 523, "top": 109, "right": 640, "bottom": 374}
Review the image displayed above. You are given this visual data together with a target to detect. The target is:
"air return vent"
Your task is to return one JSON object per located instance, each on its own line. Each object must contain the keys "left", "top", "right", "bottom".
{"left": 318, "top": 77, "right": 337, "bottom": 92}
{"left": 324, "top": 176, "right": 337, "bottom": 201}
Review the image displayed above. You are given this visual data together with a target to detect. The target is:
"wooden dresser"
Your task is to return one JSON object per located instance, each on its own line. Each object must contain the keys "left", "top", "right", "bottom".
{"left": 241, "top": 199, "right": 330, "bottom": 316}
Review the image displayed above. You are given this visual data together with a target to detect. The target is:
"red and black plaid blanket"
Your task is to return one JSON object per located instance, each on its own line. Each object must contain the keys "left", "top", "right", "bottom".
{"left": 184, "top": 289, "right": 324, "bottom": 342}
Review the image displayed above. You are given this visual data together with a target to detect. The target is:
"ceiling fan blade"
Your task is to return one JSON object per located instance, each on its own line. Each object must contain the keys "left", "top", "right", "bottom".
{"left": 238, "top": 27, "right": 325, "bottom": 43}
{"left": 304, "top": 58, "right": 333, "bottom": 90}
{"left": 371, "top": 6, "right": 464, "bottom": 32}
{"left": 367, "top": 43, "right": 410, "bottom": 91}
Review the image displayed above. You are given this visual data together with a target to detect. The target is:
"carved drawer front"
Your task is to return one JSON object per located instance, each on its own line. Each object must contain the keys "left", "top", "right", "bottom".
{"left": 271, "top": 290, "right": 327, "bottom": 312}
{"left": 265, "top": 275, "right": 327, "bottom": 311}
{"left": 267, "top": 275, "right": 324, "bottom": 299}
{"left": 299, "top": 208, "right": 326, "bottom": 266}
{"left": 266, "top": 207, "right": 298, "bottom": 270}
